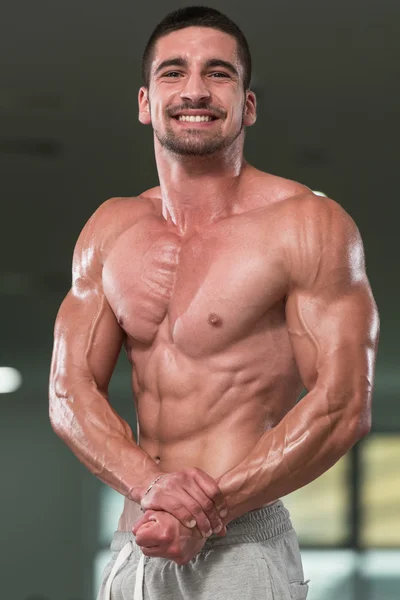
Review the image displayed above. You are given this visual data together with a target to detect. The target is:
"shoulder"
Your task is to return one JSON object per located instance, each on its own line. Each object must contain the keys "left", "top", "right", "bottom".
{"left": 73, "top": 193, "right": 159, "bottom": 272}
{"left": 277, "top": 191, "right": 360, "bottom": 242}
{"left": 276, "top": 192, "right": 365, "bottom": 288}
{"left": 244, "top": 167, "right": 310, "bottom": 204}
{"left": 83, "top": 194, "right": 158, "bottom": 231}
{"left": 78, "top": 193, "right": 159, "bottom": 244}
{"left": 248, "top": 170, "right": 360, "bottom": 243}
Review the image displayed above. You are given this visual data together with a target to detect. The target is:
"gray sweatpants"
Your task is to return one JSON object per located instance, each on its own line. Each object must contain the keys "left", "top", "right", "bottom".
{"left": 97, "top": 500, "right": 309, "bottom": 600}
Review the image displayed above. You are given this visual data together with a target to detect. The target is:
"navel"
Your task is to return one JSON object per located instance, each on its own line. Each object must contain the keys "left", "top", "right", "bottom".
{"left": 208, "top": 312, "right": 223, "bottom": 327}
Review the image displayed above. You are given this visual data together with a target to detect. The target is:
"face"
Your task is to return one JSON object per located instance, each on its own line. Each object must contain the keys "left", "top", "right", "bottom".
{"left": 138, "top": 27, "right": 256, "bottom": 157}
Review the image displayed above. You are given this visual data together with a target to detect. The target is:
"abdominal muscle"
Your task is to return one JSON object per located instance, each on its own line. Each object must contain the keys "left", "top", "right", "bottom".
{"left": 117, "top": 333, "right": 302, "bottom": 530}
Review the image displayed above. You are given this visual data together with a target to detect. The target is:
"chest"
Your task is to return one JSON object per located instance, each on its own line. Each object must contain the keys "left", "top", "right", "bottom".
{"left": 102, "top": 217, "right": 288, "bottom": 355}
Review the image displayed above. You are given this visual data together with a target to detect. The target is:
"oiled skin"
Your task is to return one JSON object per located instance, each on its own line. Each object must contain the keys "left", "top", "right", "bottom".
{"left": 49, "top": 164, "right": 379, "bottom": 530}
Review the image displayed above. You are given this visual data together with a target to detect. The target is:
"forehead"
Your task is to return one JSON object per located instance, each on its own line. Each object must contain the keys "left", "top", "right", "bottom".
{"left": 152, "top": 26, "right": 241, "bottom": 70}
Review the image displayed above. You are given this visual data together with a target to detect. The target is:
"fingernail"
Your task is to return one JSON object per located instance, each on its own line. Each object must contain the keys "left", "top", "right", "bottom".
{"left": 220, "top": 509, "right": 228, "bottom": 517}
{"left": 203, "top": 529, "right": 212, "bottom": 538}
{"left": 214, "top": 525, "right": 222, "bottom": 534}
{"left": 188, "top": 520, "right": 196, "bottom": 528}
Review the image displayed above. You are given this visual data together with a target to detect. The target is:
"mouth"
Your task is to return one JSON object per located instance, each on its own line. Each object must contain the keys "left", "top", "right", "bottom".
{"left": 170, "top": 110, "right": 221, "bottom": 125}
{"left": 174, "top": 114, "right": 217, "bottom": 123}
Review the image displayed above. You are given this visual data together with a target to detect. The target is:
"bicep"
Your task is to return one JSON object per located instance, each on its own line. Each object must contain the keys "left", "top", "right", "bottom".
{"left": 286, "top": 280, "right": 378, "bottom": 397}
{"left": 283, "top": 195, "right": 379, "bottom": 406}
{"left": 50, "top": 284, "right": 124, "bottom": 398}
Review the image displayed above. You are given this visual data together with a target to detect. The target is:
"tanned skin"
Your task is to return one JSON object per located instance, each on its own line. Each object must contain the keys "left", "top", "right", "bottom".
{"left": 49, "top": 26, "right": 379, "bottom": 566}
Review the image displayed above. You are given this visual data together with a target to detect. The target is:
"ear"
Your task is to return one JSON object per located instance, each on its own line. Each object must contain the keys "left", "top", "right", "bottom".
{"left": 138, "top": 87, "right": 151, "bottom": 125}
{"left": 243, "top": 90, "right": 257, "bottom": 127}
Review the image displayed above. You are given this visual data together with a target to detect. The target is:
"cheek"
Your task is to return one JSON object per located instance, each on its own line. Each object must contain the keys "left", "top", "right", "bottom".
{"left": 229, "top": 102, "right": 245, "bottom": 123}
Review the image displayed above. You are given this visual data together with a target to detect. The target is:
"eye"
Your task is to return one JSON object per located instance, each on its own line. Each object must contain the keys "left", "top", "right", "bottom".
{"left": 210, "top": 72, "right": 230, "bottom": 78}
{"left": 163, "top": 71, "right": 183, "bottom": 78}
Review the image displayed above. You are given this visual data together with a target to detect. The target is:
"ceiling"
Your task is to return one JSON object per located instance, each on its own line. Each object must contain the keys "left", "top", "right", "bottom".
{"left": 1, "top": 0, "right": 398, "bottom": 427}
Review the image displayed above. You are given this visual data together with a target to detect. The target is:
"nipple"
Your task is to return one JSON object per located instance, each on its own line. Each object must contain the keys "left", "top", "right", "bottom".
{"left": 208, "top": 313, "right": 223, "bottom": 327}
{"left": 154, "top": 456, "right": 161, "bottom": 464}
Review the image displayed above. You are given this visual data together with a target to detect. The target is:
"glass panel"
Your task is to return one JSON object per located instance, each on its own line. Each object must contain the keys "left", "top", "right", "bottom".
{"left": 301, "top": 550, "right": 357, "bottom": 600}
{"left": 283, "top": 456, "right": 350, "bottom": 545}
{"left": 361, "top": 435, "right": 400, "bottom": 547}
{"left": 301, "top": 550, "right": 400, "bottom": 600}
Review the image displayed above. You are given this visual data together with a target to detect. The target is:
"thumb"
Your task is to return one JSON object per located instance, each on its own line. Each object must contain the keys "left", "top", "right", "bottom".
{"left": 132, "top": 511, "right": 156, "bottom": 535}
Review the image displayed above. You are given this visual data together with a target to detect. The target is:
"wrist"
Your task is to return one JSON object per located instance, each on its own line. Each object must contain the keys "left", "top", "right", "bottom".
{"left": 127, "top": 470, "right": 165, "bottom": 504}
{"left": 140, "top": 474, "right": 166, "bottom": 503}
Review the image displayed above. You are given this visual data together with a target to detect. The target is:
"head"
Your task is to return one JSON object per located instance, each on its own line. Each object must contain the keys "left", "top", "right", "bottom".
{"left": 138, "top": 6, "right": 256, "bottom": 157}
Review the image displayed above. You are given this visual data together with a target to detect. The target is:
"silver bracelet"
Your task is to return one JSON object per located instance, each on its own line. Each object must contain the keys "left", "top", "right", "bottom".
{"left": 140, "top": 474, "right": 165, "bottom": 507}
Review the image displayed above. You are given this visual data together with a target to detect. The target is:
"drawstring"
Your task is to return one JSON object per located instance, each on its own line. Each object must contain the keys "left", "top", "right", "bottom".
{"left": 103, "top": 542, "right": 145, "bottom": 600}
{"left": 134, "top": 553, "right": 145, "bottom": 600}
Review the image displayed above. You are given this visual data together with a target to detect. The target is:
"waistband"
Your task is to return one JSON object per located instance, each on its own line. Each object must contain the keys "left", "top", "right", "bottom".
{"left": 110, "top": 500, "right": 292, "bottom": 555}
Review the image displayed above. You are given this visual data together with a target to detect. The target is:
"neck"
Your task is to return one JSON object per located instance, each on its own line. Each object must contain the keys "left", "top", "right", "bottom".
{"left": 154, "top": 135, "right": 247, "bottom": 235}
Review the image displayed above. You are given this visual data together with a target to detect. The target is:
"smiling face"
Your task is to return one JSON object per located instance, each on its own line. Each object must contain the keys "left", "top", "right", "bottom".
{"left": 138, "top": 27, "right": 256, "bottom": 157}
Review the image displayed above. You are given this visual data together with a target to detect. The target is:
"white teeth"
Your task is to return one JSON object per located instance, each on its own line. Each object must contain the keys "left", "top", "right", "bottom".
{"left": 177, "top": 115, "right": 213, "bottom": 122}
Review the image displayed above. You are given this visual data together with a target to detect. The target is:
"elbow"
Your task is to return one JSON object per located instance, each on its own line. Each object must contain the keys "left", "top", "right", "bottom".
{"left": 343, "top": 399, "right": 372, "bottom": 449}
{"left": 353, "top": 411, "right": 371, "bottom": 441}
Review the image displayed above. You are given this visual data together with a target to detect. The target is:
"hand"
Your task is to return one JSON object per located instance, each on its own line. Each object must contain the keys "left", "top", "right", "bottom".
{"left": 132, "top": 510, "right": 208, "bottom": 565}
{"left": 140, "top": 467, "right": 229, "bottom": 538}
{"left": 133, "top": 509, "right": 227, "bottom": 539}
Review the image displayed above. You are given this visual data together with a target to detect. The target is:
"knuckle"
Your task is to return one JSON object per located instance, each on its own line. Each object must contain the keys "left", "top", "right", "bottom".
{"left": 209, "top": 486, "right": 219, "bottom": 499}
{"left": 160, "top": 530, "right": 172, "bottom": 543}
{"left": 169, "top": 499, "right": 182, "bottom": 511}
{"left": 204, "top": 499, "right": 215, "bottom": 512}
{"left": 191, "top": 504, "right": 203, "bottom": 517}
{"left": 186, "top": 466, "right": 199, "bottom": 478}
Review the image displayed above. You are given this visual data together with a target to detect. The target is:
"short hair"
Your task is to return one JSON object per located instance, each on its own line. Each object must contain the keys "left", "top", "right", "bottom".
{"left": 141, "top": 6, "right": 252, "bottom": 91}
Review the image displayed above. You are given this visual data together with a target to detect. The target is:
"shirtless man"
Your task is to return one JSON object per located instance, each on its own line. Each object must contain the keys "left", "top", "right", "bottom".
{"left": 49, "top": 6, "right": 379, "bottom": 600}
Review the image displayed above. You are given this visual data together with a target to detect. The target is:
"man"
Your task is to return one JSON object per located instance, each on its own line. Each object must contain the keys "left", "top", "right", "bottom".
{"left": 49, "top": 6, "right": 379, "bottom": 600}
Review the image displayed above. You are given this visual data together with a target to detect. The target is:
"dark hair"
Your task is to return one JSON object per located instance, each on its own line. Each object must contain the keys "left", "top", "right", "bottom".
{"left": 141, "top": 6, "right": 252, "bottom": 91}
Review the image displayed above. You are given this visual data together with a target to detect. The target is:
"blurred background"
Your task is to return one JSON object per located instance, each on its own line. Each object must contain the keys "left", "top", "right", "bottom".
{"left": 1, "top": 0, "right": 399, "bottom": 599}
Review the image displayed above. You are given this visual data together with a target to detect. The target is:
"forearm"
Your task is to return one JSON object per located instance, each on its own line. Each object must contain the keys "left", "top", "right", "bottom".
{"left": 49, "top": 382, "right": 162, "bottom": 502}
{"left": 217, "top": 387, "right": 368, "bottom": 524}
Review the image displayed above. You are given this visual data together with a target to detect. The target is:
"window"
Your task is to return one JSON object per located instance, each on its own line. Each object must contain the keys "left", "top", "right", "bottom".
{"left": 360, "top": 435, "right": 400, "bottom": 547}
{"left": 283, "top": 455, "right": 350, "bottom": 546}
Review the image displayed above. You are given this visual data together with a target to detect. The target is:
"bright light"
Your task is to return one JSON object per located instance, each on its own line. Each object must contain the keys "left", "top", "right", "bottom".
{"left": 313, "top": 190, "right": 328, "bottom": 197}
{"left": 0, "top": 367, "right": 22, "bottom": 393}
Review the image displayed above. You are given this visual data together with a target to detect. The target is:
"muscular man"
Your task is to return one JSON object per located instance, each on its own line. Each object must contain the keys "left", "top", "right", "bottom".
{"left": 49, "top": 6, "right": 379, "bottom": 600}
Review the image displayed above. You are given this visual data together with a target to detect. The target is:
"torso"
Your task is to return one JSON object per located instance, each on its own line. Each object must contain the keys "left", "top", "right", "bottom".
{"left": 101, "top": 169, "right": 307, "bottom": 528}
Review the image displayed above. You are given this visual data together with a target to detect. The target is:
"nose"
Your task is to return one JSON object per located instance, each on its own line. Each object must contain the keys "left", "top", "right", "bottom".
{"left": 180, "top": 74, "right": 211, "bottom": 104}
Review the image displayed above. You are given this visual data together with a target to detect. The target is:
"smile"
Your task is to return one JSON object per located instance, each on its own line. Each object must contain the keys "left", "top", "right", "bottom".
{"left": 176, "top": 115, "right": 216, "bottom": 122}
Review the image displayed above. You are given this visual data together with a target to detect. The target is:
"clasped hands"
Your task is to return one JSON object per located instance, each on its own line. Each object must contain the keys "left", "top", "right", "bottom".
{"left": 132, "top": 468, "right": 228, "bottom": 565}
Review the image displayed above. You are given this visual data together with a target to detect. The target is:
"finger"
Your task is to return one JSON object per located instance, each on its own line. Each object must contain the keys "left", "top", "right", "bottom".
{"left": 132, "top": 514, "right": 152, "bottom": 535}
{"left": 216, "top": 524, "right": 227, "bottom": 537}
{"left": 184, "top": 472, "right": 225, "bottom": 534}
{"left": 144, "top": 489, "right": 212, "bottom": 536}
{"left": 191, "top": 469, "right": 229, "bottom": 518}
{"left": 159, "top": 489, "right": 213, "bottom": 538}
{"left": 140, "top": 545, "right": 166, "bottom": 558}
{"left": 181, "top": 482, "right": 224, "bottom": 536}
{"left": 135, "top": 522, "right": 163, "bottom": 547}
{"left": 133, "top": 508, "right": 158, "bottom": 533}
{"left": 140, "top": 544, "right": 185, "bottom": 565}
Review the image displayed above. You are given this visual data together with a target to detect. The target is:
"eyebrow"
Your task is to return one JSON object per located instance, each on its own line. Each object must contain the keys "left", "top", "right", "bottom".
{"left": 154, "top": 57, "right": 239, "bottom": 78}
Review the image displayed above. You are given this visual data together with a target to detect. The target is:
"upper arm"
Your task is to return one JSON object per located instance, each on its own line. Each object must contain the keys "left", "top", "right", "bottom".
{"left": 285, "top": 195, "right": 379, "bottom": 432}
{"left": 50, "top": 200, "right": 124, "bottom": 400}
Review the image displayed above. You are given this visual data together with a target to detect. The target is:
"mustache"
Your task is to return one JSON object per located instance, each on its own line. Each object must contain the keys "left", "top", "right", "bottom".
{"left": 167, "top": 104, "right": 226, "bottom": 119}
